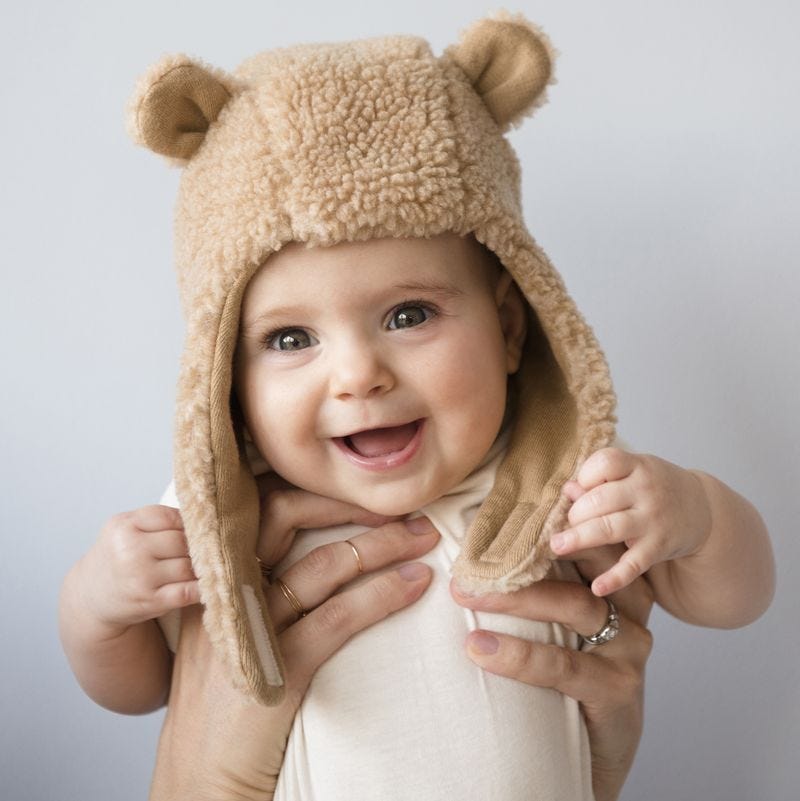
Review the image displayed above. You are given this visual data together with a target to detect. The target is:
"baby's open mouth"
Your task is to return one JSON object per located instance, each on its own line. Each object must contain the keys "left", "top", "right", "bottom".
{"left": 338, "top": 420, "right": 422, "bottom": 458}
{"left": 344, "top": 420, "right": 420, "bottom": 458}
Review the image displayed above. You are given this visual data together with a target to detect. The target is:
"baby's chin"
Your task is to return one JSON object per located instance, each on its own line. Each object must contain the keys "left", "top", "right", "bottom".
{"left": 336, "top": 480, "right": 460, "bottom": 518}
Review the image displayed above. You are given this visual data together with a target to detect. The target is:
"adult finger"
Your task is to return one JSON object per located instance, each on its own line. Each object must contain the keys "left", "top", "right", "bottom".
{"left": 257, "top": 486, "right": 403, "bottom": 566}
{"left": 463, "top": 632, "right": 646, "bottom": 707}
{"left": 450, "top": 578, "right": 614, "bottom": 640}
{"left": 278, "top": 562, "right": 434, "bottom": 692}
{"left": 267, "top": 517, "right": 439, "bottom": 632}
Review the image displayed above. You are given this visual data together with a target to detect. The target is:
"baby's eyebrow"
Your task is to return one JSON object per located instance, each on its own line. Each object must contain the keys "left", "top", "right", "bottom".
{"left": 240, "top": 305, "right": 306, "bottom": 337}
{"left": 239, "top": 281, "right": 464, "bottom": 338}
{"left": 392, "top": 280, "right": 464, "bottom": 299}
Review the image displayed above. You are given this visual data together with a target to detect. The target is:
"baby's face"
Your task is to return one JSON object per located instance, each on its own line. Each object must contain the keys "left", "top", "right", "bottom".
{"left": 233, "top": 233, "right": 525, "bottom": 516}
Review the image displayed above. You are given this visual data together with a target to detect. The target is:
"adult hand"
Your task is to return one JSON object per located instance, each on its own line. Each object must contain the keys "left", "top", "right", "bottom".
{"left": 149, "top": 479, "right": 440, "bottom": 801}
{"left": 451, "top": 537, "right": 654, "bottom": 801}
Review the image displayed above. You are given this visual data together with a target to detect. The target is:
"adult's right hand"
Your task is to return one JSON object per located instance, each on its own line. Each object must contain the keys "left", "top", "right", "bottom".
{"left": 149, "top": 478, "right": 440, "bottom": 801}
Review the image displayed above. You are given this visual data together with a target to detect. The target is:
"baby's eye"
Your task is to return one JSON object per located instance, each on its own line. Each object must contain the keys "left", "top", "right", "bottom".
{"left": 266, "top": 328, "right": 317, "bottom": 351}
{"left": 387, "top": 304, "right": 435, "bottom": 330}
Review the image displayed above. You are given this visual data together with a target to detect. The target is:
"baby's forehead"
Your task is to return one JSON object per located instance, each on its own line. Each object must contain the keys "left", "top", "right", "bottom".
{"left": 259, "top": 232, "right": 501, "bottom": 289}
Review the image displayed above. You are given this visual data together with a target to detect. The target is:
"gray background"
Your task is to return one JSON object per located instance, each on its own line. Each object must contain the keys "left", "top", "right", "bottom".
{"left": 2, "top": 1, "right": 797, "bottom": 799}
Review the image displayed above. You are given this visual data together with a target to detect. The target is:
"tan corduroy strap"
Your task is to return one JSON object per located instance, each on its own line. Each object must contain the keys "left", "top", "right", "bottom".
{"left": 174, "top": 259, "right": 286, "bottom": 703}
{"left": 452, "top": 220, "right": 616, "bottom": 594}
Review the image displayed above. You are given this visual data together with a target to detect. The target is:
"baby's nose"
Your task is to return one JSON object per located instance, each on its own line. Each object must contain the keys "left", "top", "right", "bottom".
{"left": 328, "top": 344, "right": 395, "bottom": 400}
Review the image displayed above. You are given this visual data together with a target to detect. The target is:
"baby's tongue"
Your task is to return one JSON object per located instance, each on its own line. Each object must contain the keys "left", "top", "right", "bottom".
{"left": 347, "top": 422, "right": 417, "bottom": 457}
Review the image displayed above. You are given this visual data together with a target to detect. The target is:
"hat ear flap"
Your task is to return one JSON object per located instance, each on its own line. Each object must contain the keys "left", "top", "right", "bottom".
{"left": 126, "top": 54, "right": 240, "bottom": 164}
{"left": 444, "top": 10, "right": 557, "bottom": 131}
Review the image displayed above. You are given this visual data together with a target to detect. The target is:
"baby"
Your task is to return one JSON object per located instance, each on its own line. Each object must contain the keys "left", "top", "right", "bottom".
{"left": 59, "top": 12, "right": 774, "bottom": 801}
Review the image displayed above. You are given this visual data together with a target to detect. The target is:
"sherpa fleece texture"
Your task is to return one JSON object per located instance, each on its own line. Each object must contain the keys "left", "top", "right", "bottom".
{"left": 126, "top": 9, "right": 616, "bottom": 705}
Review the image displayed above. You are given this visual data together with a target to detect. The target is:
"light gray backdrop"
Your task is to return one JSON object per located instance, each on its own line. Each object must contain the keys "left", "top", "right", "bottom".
{"left": 2, "top": 1, "right": 797, "bottom": 799}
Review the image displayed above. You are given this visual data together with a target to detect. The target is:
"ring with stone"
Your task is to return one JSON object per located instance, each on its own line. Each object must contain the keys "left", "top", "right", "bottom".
{"left": 582, "top": 597, "right": 621, "bottom": 647}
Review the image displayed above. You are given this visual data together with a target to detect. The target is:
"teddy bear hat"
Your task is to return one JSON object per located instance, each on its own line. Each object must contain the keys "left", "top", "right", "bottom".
{"left": 126, "top": 10, "right": 616, "bottom": 705}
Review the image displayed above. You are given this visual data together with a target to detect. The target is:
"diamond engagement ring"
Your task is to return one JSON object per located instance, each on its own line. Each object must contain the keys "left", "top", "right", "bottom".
{"left": 582, "top": 597, "right": 621, "bottom": 646}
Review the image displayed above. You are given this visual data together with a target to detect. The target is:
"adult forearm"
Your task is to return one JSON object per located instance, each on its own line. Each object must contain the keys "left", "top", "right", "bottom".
{"left": 647, "top": 470, "right": 775, "bottom": 628}
{"left": 58, "top": 560, "right": 172, "bottom": 713}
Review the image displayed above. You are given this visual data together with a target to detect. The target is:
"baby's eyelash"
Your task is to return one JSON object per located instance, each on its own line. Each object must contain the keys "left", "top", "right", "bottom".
{"left": 260, "top": 326, "right": 312, "bottom": 351}
{"left": 259, "top": 326, "right": 281, "bottom": 348}
{"left": 387, "top": 298, "right": 441, "bottom": 323}
{"left": 258, "top": 298, "right": 442, "bottom": 350}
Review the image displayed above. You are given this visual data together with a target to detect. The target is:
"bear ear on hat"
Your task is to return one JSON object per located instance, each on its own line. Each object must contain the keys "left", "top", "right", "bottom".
{"left": 125, "top": 54, "right": 241, "bottom": 164}
{"left": 443, "top": 9, "right": 558, "bottom": 132}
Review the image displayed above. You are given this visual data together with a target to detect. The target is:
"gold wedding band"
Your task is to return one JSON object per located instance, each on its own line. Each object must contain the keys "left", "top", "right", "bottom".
{"left": 344, "top": 539, "right": 364, "bottom": 574}
{"left": 275, "top": 578, "right": 308, "bottom": 618}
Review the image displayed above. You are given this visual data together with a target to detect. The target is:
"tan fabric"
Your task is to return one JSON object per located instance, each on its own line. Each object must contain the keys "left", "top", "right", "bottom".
{"left": 128, "top": 11, "right": 617, "bottom": 705}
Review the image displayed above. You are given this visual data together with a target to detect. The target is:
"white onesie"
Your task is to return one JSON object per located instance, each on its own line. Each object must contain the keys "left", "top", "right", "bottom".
{"left": 157, "top": 429, "right": 617, "bottom": 800}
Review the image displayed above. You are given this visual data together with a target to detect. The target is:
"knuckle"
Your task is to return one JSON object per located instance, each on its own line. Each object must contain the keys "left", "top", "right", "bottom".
{"left": 313, "top": 595, "right": 352, "bottom": 634}
{"left": 600, "top": 514, "right": 616, "bottom": 543}
{"left": 617, "top": 664, "right": 645, "bottom": 698}
{"left": 178, "top": 559, "right": 196, "bottom": 582}
{"left": 533, "top": 644, "right": 575, "bottom": 686}
{"left": 103, "top": 514, "right": 134, "bottom": 543}
{"left": 588, "top": 486, "right": 605, "bottom": 512}
{"left": 557, "top": 646, "right": 580, "bottom": 681}
{"left": 160, "top": 505, "right": 183, "bottom": 528}
{"left": 598, "top": 447, "right": 623, "bottom": 471}
{"left": 302, "top": 543, "right": 340, "bottom": 579}
{"left": 179, "top": 582, "right": 198, "bottom": 607}
{"left": 503, "top": 637, "right": 535, "bottom": 675}
{"left": 577, "top": 593, "right": 603, "bottom": 627}
{"left": 639, "top": 576, "right": 656, "bottom": 608}
{"left": 367, "top": 573, "right": 402, "bottom": 610}
{"left": 104, "top": 512, "right": 127, "bottom": 530}
{"left": 634, "top": 458, "right": 659, "bottom": 495}
{"left": 134, "top": 505, "right": 166, "bottom": 528}
{"left": 626, "top": 620, "right": 655, "bottom": 663}
{"left": 622, "top": 552, "right": 645, "bottom": 580}
{"left": 639, "top": 626, "right": 655, "bottom": 660}
{"left": 107, "top": 526, "right": 137, "bottom": 562}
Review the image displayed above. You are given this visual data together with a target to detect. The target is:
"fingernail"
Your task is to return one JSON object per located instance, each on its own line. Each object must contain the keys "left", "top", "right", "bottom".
{"left": 469, "top": 631, "right": 499, "bottom": 654}
{"left": 405, "top": 516, "right": 434, "bottom": 535}
{"left": 398, "top": 562, "right": 428, "bottom": 580}
{"left": 551, "top": 533, "right": 566, "bottom": 552}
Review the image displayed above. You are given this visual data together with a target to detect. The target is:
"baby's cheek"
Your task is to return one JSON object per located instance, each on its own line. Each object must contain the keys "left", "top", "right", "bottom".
{"left": 437, "top": 363, "right": 507, "bottom": 445}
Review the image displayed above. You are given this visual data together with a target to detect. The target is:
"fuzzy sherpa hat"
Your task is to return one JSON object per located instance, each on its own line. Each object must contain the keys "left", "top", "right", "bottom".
{"left": 126, "top": 9, "right": 616, "bottom": 706}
